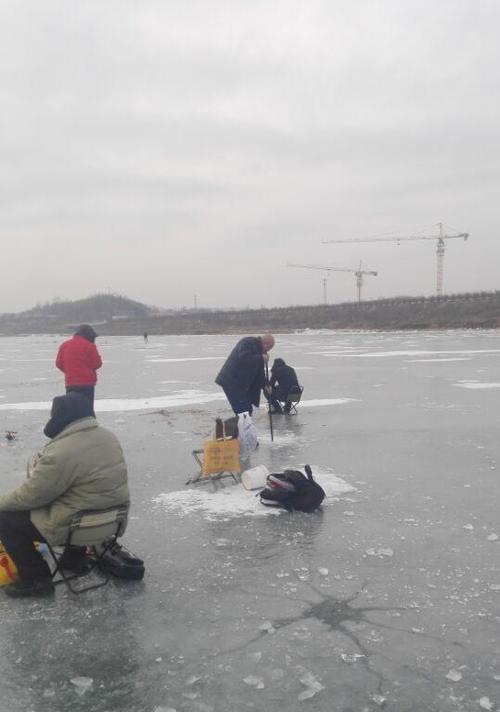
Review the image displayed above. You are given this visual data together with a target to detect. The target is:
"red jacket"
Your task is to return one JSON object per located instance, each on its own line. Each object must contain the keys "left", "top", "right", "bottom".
{"left": 56, "top": 335, "right": 102, "bottom": 386}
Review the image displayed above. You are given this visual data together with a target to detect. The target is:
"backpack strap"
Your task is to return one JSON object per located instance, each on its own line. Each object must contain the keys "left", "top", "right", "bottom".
{"left": 304, "top": 464, "right": 314, "bottom": 482}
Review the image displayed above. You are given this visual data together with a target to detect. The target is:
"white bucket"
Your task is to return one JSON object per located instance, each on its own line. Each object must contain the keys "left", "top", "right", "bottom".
{"left": 241, "top": 464, "right": 269, "bottom": 491}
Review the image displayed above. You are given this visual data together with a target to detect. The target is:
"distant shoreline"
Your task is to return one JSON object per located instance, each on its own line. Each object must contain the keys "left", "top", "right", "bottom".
{"left": 1, "top": 290, "right": 500, "bottom": 336}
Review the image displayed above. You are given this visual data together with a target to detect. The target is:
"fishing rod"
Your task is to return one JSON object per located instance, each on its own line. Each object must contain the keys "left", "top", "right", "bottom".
{"left": 265, "top": 361, "right": 274, "bottom": 442}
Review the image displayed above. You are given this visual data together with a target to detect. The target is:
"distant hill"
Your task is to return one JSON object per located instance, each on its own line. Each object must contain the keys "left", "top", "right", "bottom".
{"left": 15, "top": 293, "right": 157, "bottom": 325}
{"left": 1, "top": 290, "right": 500, "bottom": 335}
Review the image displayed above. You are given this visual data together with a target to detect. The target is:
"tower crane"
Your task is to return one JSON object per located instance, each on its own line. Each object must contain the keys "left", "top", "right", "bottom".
{"left": 288, "top": 262, "right": 378, "bottom": 304}
{"left": 322, "top": 222, "right": 469, "bottom": 296}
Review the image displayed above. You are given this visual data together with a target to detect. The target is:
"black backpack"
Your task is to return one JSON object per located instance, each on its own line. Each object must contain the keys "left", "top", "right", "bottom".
{"left": 94, "top": 541, "right": 145, "bottom": 581}
{"left": 259, "top": 465, "right": 325, "bottom": 513}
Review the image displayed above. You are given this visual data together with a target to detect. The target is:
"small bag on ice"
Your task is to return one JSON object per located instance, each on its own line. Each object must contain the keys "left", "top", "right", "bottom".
{"left": 237, "top": 412, "right": 258, "bottom": 457}
{"left": 259, "top": 465, "right": 325, "bottom": 512}
{"left": 202, "top": 421, "right": 240, "bottom": 475}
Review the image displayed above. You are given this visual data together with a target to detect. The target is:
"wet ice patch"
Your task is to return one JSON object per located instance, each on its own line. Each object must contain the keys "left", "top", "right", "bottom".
{"left": 154, "top": 467, "right": 355, "bottom": 521}
{"left": 259, "top": 431, "right": 300, "bottom": 446}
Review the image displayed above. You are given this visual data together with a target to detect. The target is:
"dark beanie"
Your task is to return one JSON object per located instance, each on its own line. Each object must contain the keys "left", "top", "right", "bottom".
{"left": 75, "top": 324, "right": 98, "bottom": 343}
{"left": 272, "top": 358, "right": 286, "bottom": 369}
{"left": 44, "top": 393, "right": 94, "bottom": 439}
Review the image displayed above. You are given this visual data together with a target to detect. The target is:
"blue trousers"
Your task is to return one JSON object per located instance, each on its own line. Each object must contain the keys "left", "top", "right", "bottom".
{"left": 222, "top": 387, "right": 254, "bottom": 415}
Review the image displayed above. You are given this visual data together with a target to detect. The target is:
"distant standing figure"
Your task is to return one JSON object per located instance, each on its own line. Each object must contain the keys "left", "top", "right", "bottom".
{"left": 143, "top": 332, "right": 148, "bottom": 343}
{"left": 215, "top": 334, "right": 275, "bottom": 415}
{"left": 268, "top": 358, "right": 300, "bottom": 414}
{"left": 56, "top": 324, "right": 102, "bottom": 412}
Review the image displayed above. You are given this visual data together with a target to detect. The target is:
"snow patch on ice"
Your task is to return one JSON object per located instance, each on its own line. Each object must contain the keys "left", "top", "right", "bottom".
{"left": 298, "top": 672, "right": 324, "bottom": 701}
{"left": 365, "top": 547, "right": 394, "bottom": 558}
{"left": 405, "top": 357, "right": 471, "bottom": 363}
{"left": 454, "top": 381, "right": 500, "bottom": 390}
{"left": 301, "top": 397, "right": 359, "bottom": 408}
{"left": 0, "top": 392, "right": 357, "bottom": 412}
{"left": 146, "top": 356, "right": 225, "bottom": 363}
{"left": 70, "top": 677, "right": 93, "bottom": 695}
{"left": 0, "top": 390, "right": 227, "bottom": 412}
{"left": 154, "top": 467, "right": 355, "bottom": 521}
{"left": 315, "top": 349, "right": 500, "bottom": 359}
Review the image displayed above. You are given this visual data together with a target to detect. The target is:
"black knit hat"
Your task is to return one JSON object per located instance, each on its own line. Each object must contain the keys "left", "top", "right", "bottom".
{"left": 75, "top": 324, "right": 98, "bottom": 342}
{"left": 44, "top": 393, "right": 94, "bottom": 439}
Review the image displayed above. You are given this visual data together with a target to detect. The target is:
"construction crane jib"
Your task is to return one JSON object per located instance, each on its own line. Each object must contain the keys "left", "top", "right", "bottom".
{"left": 288, "top": 262, "right": 378, "bottom": 304}
{"left": 322, "top": 223, "right": 469, "bottom": 297}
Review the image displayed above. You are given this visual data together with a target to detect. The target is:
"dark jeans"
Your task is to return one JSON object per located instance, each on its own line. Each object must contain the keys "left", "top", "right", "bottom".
{"left": 66, "top": 385, "right": 95, "bottom": 415}
{"left": 265, "top": 387, "right": 288, "bottom": 413}
{"left": 221, "top": 387, "right": 253, "bottom": 416}
{"left": 0, "top": 511, "right": 51, "bottom": 581}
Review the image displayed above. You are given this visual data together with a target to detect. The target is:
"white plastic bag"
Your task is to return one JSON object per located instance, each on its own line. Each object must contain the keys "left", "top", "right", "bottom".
{"left": 238, "top": 412, "right": 259, "bottom": 457}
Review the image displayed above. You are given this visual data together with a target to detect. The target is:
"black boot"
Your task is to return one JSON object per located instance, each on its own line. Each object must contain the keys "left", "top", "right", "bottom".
{"left": 4, "top": 577, "right": 55, "bottom": 598}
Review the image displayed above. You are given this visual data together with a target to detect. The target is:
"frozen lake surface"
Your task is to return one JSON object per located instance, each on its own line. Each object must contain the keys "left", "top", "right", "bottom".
{"left": 0, "top": 330, "right": 499, "bottom": 711}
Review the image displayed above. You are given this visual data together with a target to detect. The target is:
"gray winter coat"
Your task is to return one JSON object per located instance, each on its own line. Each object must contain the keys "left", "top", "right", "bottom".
{"left": 0, "top": 417, "right": 129, "bottom": 545}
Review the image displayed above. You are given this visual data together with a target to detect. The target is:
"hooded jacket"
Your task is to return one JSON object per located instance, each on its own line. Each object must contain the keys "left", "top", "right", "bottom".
{"left": 56, "top": 326, "right": 102, "bottom": 386}
{"left": 0, "top": 395, "right": 129, "bottom": 544}
{"left": 270, "top": 359, "right": 299, "bottom": 395}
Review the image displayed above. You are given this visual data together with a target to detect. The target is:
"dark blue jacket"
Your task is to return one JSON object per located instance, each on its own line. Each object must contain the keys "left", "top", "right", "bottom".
{"left": 215, "top": 337, "right": 266, "bottom": 407}
{"left": 271, "top": 363, "right": 299, "bottom": 395}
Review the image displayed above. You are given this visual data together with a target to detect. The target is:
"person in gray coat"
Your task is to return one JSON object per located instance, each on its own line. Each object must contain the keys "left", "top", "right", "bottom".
{"left": 0, "top": 393, "right": 129, "bottom": 598}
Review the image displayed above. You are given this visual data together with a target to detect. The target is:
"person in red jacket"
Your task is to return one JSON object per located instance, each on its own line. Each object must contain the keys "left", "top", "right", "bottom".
{"left": 56, "top": 324, "right": 102, "bottom": 412}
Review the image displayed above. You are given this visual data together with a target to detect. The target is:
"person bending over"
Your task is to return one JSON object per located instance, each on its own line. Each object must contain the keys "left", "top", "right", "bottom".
{"left": 215, "top": 334, "right": 275, "bottom": 415}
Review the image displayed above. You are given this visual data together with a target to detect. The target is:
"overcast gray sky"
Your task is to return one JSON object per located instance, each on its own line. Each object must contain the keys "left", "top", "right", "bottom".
{"left": 0, "top": 0, "right": 498, "bottom": 312}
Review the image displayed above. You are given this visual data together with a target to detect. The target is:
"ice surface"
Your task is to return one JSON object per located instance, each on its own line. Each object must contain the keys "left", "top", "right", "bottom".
{"left": 1, "top": 330, "right": 500, "bottom": 712}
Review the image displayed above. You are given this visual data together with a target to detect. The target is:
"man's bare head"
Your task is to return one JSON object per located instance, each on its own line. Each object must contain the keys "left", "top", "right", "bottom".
{"left": 260, "top": 334, "right": 275, "bottom": 352}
